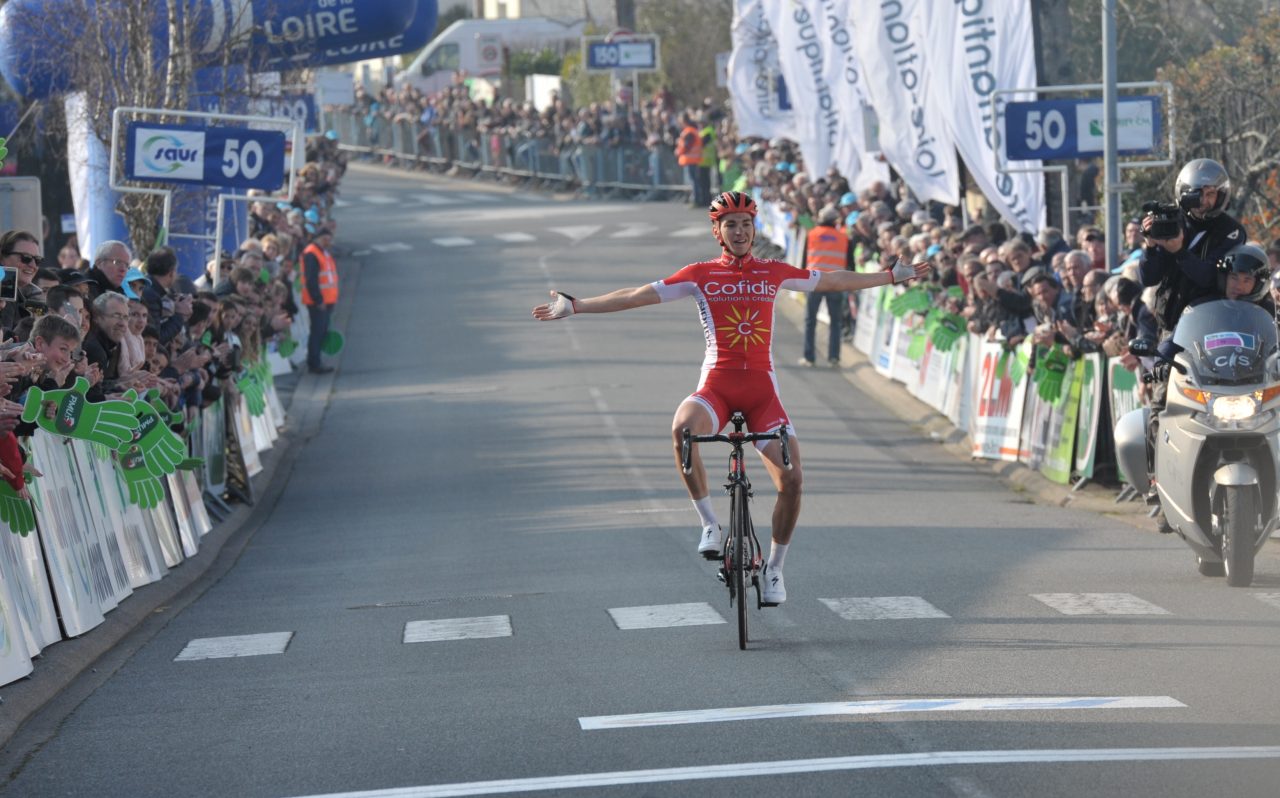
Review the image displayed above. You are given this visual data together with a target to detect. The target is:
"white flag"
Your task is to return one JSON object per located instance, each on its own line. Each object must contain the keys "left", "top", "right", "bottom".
{"left": 850, "top": 0, "right": 960, "bottom": 205}
{"left": 727, "top": 0, "right": 796, "bottom": 141}
{"left": 769, "top": 2, "right": 843, "bottom": 179}
{"left": 815, "top": 0, "right": 889, "bottom": 191}
{"left": 926, "top": 0, "right": 1044, "bottom": 231}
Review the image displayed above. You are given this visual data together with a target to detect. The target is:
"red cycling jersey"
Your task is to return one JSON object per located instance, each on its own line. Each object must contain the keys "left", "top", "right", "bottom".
{"left": 650, "top": 252, "right": 820, "bottom": 372}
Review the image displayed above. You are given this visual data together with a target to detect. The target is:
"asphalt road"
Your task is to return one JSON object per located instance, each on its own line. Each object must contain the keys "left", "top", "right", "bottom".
{"left": 1, "top": 163, "right": 1278, "bottom": 798}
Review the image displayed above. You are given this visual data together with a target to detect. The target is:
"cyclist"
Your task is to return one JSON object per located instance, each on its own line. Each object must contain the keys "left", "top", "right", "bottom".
{"left": 532, "top": 191, "right": 928, "bottom": 604}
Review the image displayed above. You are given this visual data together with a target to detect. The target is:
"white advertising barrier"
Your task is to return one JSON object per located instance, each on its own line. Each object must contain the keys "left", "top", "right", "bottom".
{"left": 0, "top": 563, "right": 34, "bottom": 686}
{"left": 179, "top": 470, "right": 213, "bottom": 538}
{"left": 235, "top": 396, "right": 264, "bottom": 476}
{"left": 85, "top": 444, "right": 167, "bottom": 588}
{"left": 0, "top": 519, "right": 60, "bottom": 657}
{"left": 852, "top": 284, "right": 880, "bottom": 357}
{"left": 67, "top": 443, "right": 137, "bottom": 607}
{"left": 167, "top": 473, "right": 200, "bottom": 556}
{"left": 266, "top": 382, "right": 287, "bottom": 432}
{"left": 27, "top": 435, "right": 106, "bottom": 637}
{"left": 969, "top": 339, "right": 1030, "bottom": 462}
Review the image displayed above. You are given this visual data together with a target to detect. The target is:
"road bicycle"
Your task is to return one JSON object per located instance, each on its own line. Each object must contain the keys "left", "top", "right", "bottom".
{"left": 681, "top": 411, "right": 791, "bottom": 650}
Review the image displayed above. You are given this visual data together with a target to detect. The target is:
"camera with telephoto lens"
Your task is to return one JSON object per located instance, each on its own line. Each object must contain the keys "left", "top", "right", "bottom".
{"left": 1142, "top": 200, "right": 1182, "bottom": 240}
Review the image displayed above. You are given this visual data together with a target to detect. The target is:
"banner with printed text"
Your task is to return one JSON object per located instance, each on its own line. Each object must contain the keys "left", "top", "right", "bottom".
{"left": 924, "top": 0, "right": 1044, "bottom": 231}
{"left": 1073, "top": 354, "right": 1105, "bottom": 480}
{"left": 970, "top": 340, "right": 1029, "bottom": 461}
{"left": 1108, "top": 360, "right": 1145, "bottom": 483}
{"left": 850, "top": 0, "right": 960, "bottom": 204}
{"left": 728, "top": 0, "right": 798, "bottom": 141}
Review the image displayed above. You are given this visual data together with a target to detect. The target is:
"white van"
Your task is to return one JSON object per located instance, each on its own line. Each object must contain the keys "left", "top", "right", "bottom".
{"left": 395, "top": 17, "right": 586, "bottom": 97}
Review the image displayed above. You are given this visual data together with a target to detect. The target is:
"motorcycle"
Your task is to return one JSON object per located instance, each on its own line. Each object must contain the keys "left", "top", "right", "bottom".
{"left": 1115, "top": 299, "right": 1280, "bottom": 587}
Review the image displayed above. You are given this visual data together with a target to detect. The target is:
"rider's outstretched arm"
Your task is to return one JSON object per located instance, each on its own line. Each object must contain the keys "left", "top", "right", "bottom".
{"left": 814, "top": 260, "right": 929, "bottom": 292}
{"left": 532, "top": 285, "right": 661, "bottom": 320}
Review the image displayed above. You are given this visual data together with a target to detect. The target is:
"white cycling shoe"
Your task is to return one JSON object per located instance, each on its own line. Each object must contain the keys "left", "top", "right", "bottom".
{"left": 697, "top": 525, "right": 723, "bottom": 559}
{"left": 760, "top": 564, "right": 786, "bottom": 605}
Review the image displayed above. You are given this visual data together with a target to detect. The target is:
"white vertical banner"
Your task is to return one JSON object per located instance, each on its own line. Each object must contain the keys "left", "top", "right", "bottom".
{"left": 727, "top": 0, "right": 798, "bottom": 141}
{"left": 850, "top": 0, "right": 960, "bottom": 205}
{"left": 926, "top": 0, "right": 1044, "bottom": 231}
{"left": 770, "top": 2, "right": 841, "bottom": 178}
{"left": 813, "top": 0, "right": 890, "bottom": 190}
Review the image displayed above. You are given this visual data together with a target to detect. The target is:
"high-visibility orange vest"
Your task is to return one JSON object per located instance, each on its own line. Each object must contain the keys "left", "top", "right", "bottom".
{"left": 806, "top": 225, "right": 849, "bottom": 272}
{"left": 675, "top": 125, "right": 703, "bottom": 167}
{"left": 301, "top": 243, "right": 339, "bottom": 306}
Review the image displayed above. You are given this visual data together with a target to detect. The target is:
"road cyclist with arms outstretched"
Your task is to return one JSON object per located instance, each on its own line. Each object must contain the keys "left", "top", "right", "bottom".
{"left": 532, "top": 191, "right": 929, "bottom": 604}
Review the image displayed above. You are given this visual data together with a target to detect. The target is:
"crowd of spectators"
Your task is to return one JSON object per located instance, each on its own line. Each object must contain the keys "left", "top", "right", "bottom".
{"left": 0, "top": 132, "right": 349, "bottom": 464}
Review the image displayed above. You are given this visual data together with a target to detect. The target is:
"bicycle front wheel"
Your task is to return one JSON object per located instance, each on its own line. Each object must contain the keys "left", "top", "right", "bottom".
{"left": 730, "top": 481, "right": 749, "bottom": 650}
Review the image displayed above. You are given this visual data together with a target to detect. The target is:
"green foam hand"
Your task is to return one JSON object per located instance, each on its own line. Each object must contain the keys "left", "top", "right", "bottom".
{"left": 144, "top": 389, "right": 183, "bottom": 428}
{"left": 1034, "top": 345, "right": 1071, "bottom": 403}
{"left": 1009, "top": 344, "right": 1031, "bottom": 387}
{"left": 321, "top": 330, "right": 345, "bottom": 356}
{"left": 237, "top": 372, "right": 267, "bottom": 417}
{"left": 278, "top": 335, "right": 298, "bottom": 358}
{"left": 887, "top": 286, "right": 931, "bottom": 318}
{"left": 116, "top": 447, "right": 165, "bottom": 509}
{"left": 177, "top": 456, "right": 205, "bottom": 471}
{"left": 0, "top": 482, "right": 35, "bottom": 536}
{"left": 929, "top": 312, "right": 966, "bottom": 352}
{"left": 0, "top": 137, "right": 8, "bottom": 169}
{"left": 21, "top": 377, "right": 139, "bottom": 449}
{"left": 119, "top": 395, "right": 187, "bottom": 478}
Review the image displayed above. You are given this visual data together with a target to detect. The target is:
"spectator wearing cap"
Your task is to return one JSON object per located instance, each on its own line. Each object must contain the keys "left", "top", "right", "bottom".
{"left": 86, "top": 240, "right": 131, "bottom": 300}
{"left": 799, "top": 206, "right": 855, "bottom": 367}
{"left": 141, "top": 246, "right": 193, "bottom": 345}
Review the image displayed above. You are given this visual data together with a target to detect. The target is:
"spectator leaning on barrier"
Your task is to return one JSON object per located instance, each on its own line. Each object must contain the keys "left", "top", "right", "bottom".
{"left": 300, "top": 226, "right": 338, "bottom": 375}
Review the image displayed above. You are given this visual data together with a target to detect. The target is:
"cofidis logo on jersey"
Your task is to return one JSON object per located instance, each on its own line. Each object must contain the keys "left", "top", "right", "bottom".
{"left": 133, "top": 127, "right": 206, "bottom": 181}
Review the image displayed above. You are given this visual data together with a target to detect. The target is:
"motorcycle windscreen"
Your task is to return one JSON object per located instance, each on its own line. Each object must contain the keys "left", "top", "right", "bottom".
{"left": 1172, "top": 299, "right": 1278, "bottom": 385}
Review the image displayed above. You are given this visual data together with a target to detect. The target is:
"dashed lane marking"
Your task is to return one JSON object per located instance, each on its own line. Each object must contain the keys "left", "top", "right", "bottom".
{"left": 610, "top": 223, "right": 660, "bottom": 238}
{"left": 359, "top": 194, "right": 398, "bottom": 205}
{"left": 1032, "top": 593, "right": 1171, "bottom": 616}
{"left": 332, "top": 198, "right": 351, "bottom": 208}
{"left": 607, "top": 602, "right": 725, "bottom": 630}
{"left": 277, "top": 747, "right": 1280, "bottom": 798}
{"left": 370, "top": 242, "right": 412, "bottom": 253}
{"left": 670, "top": 225, "right": 706, "bottom": 237}
{"left": 578, "top": 696, "right": 1187, "bottom": 730}
{"left": 549, "top": 225, "right": 602, "bottom": 241}
{"left": 819, "top": 596, "right": 951, "bottom": 620}
{"left": 410, "top": 193, "right": 460, "bottom": 205}
{"left": 174, "top": 632, "right": 293, "bottom": 661}
{"left": 432, "top": 237, "right": 475, "bottom": 248}
{"left": 404, "top": 615, "right": 512, "bottom": 643}
{"left": 494, "top": 232, "right": 537, "bottom": 243}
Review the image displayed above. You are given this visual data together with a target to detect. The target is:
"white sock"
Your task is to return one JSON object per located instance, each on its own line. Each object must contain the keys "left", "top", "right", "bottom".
{"left": 692, "top": 496, "right": 718, "bottom": 529}
{"left": 768, "top": 541, "right": 789, "bottom": 571}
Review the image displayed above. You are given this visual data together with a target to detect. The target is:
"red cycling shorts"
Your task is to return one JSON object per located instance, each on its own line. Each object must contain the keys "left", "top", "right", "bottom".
{"left": 681, "top": 369, "right": 794, "bottom": 446}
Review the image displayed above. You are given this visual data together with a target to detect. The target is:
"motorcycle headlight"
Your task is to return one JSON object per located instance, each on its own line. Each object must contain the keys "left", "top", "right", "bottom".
{"left": 1211, "top": 394, "right": 1259, "bottom": 421}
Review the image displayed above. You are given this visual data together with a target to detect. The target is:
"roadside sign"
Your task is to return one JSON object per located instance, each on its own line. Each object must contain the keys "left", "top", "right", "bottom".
{"left": 1004, "top": 96, "right": 1161, "bottom": 161}
{"left": 251, "top": 93, "right": 319, "bottom": 133}
{"left": 124, "top": 122, "right": 288, "bottom": 190}
{"left": 583, "top": 36, "right": 659, "bottom": 72}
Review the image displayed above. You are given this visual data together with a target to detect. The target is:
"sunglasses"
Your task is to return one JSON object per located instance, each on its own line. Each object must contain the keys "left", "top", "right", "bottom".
{"left": 3, "top": 252, "right": 42, "bottom": 267}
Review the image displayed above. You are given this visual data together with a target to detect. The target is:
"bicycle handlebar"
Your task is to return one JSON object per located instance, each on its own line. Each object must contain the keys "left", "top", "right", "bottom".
{"left": 680, "top": 425, "right": 792, "bottom": 473}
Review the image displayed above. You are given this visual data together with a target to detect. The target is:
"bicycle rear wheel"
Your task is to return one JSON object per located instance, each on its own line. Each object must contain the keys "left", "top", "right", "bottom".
{"left": 730, "top": 482, "right": 749, "bottom": 650}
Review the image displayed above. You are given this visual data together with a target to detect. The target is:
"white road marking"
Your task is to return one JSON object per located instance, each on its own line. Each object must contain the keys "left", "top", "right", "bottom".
{"left": 578, "top": 696, "right": 1186, "bottom": 730}
{"left": 371, "top": 242, "right": 412, "bottom": 253}
{"left": 411, "top": 193, "right": 460, "bottom": 206}
{"left": 819, "top": 596, "right": 950, "bottom": 620}
{"left": 1032, "top": 593, "right": 1170, "bottom": 615}
{"left": 493, "top": 232, "right": 537, "bottom": 243}
{"left": 360, "top": 194, "right": 398, "bottom": 205}
{"left": 549, "top": 225, "right": 601, "bottom": 241}
{"left": 174, "top": 632, "right": 293, "bottom": 661}
{"left": 607, "top": 602, "right": 725, "bottom": 630}
{"left": 1252, "top": 592, "right": 1280, "bottom": 611}
{"left": 610, "top": 223, "right": 659, "bottom": 238}
{"left": 332, "top": 198, "right": 351, "bottom": 208}
{"left": 278, "top": 747, "right": 1280, "bottom": 798}
{"left": 432, "top": 237, "right": 475, "bottom": 248}
{"left": 671, "top": 225, "right": 706, "bottom": 238}
{"left": 404, "top": 615, "right": 512, "bottom": 643}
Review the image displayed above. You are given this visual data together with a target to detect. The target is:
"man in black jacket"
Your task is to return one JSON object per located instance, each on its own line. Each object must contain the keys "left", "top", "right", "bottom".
{"left": 140, "top": 247, "right": 193, "bottom": 345}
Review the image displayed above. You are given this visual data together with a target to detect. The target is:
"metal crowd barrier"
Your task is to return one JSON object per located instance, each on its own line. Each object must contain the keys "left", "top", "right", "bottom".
{"left": 327, "top": 108, "right": 693, "bottom": 198}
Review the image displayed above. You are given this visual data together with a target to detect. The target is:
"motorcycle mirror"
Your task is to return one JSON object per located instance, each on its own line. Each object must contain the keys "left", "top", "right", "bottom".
{"left": 1128, "top": 338, "right": 1156, "bottom": 356}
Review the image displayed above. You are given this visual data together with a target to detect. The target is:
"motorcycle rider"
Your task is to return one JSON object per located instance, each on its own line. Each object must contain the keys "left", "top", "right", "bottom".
{"left": 1138, "top": 159, "right": 1249, "bottom": 515}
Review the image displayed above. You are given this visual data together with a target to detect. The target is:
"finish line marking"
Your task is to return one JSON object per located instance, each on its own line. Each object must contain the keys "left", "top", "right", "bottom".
{"left": 280, "top": 746, "right": 1280, "bottom": 798}
{"left": 579, "top": 696, "right": 1186, "bottom": 730}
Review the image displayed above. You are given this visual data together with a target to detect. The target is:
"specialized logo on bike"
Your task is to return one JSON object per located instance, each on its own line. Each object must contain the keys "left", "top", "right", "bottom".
{"left": 56, "top": 392, "right": 84, "bottom": 434}
{"left": 717, "top": 305, "right": 769, "bottom": 350}
{"left": 1204, "top": 332, "right": 1256, "bottom": 352}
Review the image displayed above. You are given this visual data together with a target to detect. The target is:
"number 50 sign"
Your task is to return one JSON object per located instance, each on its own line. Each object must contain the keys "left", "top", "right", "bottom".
{"left": 125, "top": 122, "right": 287, "bottom": 191}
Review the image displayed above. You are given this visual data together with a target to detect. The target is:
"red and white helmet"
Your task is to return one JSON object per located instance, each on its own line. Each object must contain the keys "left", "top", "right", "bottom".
{"left": 708, "top": 191, "right": 757, "bottom": 222}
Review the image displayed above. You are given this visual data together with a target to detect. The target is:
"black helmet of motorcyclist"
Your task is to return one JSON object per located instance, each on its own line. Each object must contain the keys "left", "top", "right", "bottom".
{"left": 1174, "top": 158, "right": 1230, "bottom": 219}
{"left": 1218, "top": 242, "right": 1270, "bottom": 303}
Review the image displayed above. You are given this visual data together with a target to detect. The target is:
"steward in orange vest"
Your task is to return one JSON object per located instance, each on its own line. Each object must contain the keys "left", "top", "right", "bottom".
{"left": 301, "top": 233, "right": 339, "bottom": 306}
{"left": 805, "top": 221, "right": 851, "bottom": 272}
{"left": 675, "top": 115, "right": 703, "bottom": 167}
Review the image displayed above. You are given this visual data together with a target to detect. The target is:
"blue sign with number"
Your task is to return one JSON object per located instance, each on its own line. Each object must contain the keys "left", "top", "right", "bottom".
{"left": 124, "top": 122, "right": 287, "bottom": 190}
{"left": 585, "top": 39, "right": 657, "bottom": 70}
{"left": 1004, "top": 96, "right": 1161, "bottom": 161}
{"left": 255, "top": 93, "right": 318, "bottom": 133}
